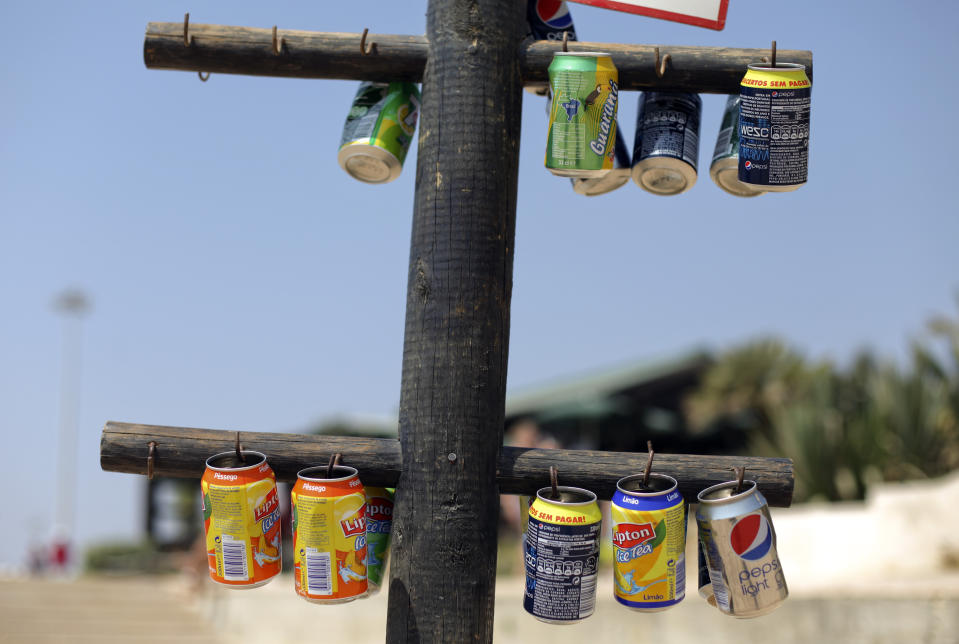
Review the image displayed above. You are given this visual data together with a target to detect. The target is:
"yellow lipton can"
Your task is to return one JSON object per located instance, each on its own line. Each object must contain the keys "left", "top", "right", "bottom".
{"left": 201, "top": 451, "right": 282, "bottom": 588}
{"left": 292, "top": 465, "right": 368, "bottom": 603}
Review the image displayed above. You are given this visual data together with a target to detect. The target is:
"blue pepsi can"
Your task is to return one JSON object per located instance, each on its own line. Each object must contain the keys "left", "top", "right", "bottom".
{"left": 527, "top": 0, "right": 578, "bottom": 42}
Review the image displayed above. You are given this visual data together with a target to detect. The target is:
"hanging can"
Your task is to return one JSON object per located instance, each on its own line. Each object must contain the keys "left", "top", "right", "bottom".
{"left": 524, "top": 486, "right": 601, "bottom": 624}
{"left": 292, "top": 465, "right": 368, "bottom": 603}
{"left": 364, "top": 487, "right": 394, "bottom": 593}
{"left": 631, "top": 92, "right": 702, "bottom": 195}
{"left": 710, "top": 95, "right": 765, "bottom": 197}
{"left": 201, "top": 450, "right": 282, "bottom": 588}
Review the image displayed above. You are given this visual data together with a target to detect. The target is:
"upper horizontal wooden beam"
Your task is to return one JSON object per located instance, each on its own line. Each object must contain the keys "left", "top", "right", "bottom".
{"left": 101, "top": 421, "right": 794, "bottom": 506}
{"left": 144, "top": 21, "right": 812, "bottom": 93}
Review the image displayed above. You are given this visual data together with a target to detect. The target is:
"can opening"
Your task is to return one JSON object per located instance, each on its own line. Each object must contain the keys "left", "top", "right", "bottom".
{"left": 205, "top": 450, "right": 267, "bottom": 470}
{"left": 697, "top": 479, "right": 758, "bottom": 503}
{"left": 617, "top": 473, "right": 677, "bottom": 495}
{"left": 535, "top": 486, "right": 597, "bottom": 506}
{"left": 297, "top": 464, "right": 359, "bottom": 482}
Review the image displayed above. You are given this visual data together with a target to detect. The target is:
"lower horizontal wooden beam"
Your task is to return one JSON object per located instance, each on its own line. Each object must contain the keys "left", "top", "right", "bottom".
{"left": 100, "top": 421, "right": 794, "bottom": 506}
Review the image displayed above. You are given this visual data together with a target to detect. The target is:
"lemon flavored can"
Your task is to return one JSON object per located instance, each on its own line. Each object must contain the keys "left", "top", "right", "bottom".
{"left": 524, "top": 486, "right": 601, "bottom": 624}
{"left": 545, "top": 52, "right": 619, "bottom": 177}
{"left": 338, "top": 81, "right": 421, "bottom": 184}
{"left": 631, "top": 92, "right": 702, "bottom": 195}
{"left": 201, "top": 451, "right": 282, "bottom": 588}
{"left": 738, "top": 63, "right": 811, "bottom": 191}
{"left": 711, "top": 95, "right": 764, "bottom": 197}
{"left": 611, "top": 473, "right": 686, "bottom": 611}
{"left": 292, "top": 465, "right": 368, "bottom": 603}
{"left": 365, "top": 487, "right": 394, "bottom": 593}
{"left": 696, "top": 479, "right": 787, "bottom": 618}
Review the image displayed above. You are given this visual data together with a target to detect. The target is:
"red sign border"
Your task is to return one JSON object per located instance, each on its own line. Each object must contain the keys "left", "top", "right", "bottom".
{"left": 567, "top": 0, "right": 728, "bottom": 31}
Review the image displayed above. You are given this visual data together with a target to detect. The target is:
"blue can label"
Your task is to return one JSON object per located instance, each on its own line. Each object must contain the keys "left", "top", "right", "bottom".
{"left": 524, "top": 511, "right": 600, "bottom": 621}
{"left": 738, "top": 66, "right": 811, "bottom": 187}
{"left": 633, "top": 92, "right": 702, "bottom": 170}
{"left": 527, "top": 0, "right": 577, "bottom": 42}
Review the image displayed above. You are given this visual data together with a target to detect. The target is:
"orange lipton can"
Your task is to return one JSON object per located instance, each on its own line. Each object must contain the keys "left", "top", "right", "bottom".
{"left": 292, "top": 465, "right": 368, "bottom": 603}
{"left": 201, "top": 451, "right": 282, "bottom": 588}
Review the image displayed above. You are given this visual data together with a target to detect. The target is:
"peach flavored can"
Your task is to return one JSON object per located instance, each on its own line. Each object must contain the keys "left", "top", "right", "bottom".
{"left": 201, "top": 450, "right": 282, "bottom": 588}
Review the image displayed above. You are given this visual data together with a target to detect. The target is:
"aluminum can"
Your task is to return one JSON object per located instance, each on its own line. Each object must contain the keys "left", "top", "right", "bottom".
{"left": 291, "top": 465, "right": 368, "bottom": 603}
{"left": 201, "top": 451, "right": 282, "bottom": 588}
{"left": 710, "top": 95, "right": 764, "bottom": 197}
{"left": 545, "top": 53, "right": 619, "bottom": 177}
{"left": 572, "top": 126, "right": 632, "bottom": 196}
{"left": 527, "top": 0, "right": 577, "bottom": 42}
{"left": 365, "top": 487, "right": 394, "bottom": 593}
{"left": 524, "top": 486, "right": 601, "bottom": 624}
{"left": 611, "top": 473, "right": 686, "bottom": 611}
{"left": 697, "top": 531, "right": 717, "bottom": 606}
{"left": 338, "top": 81, "right": 421, "bottom": 184}
{"left": 631, "top": 92, "right": 701, "bottom": 195}
{"left": 738, "top": 63, "right": 811, "bottom": 191}
{"left": 696, "top": 479, "right": 788, "bottom": 618}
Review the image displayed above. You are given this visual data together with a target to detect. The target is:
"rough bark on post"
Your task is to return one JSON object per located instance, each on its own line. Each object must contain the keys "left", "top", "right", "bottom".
{"left": 386, "top": 0, "right": 524, "bottom": 641}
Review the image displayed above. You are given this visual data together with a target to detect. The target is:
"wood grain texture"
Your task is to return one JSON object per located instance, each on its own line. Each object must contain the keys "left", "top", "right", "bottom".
{"left": 100, "top": 421, "right": 794, "bottom": 506}
{"left": 384, "top": 1, "right": 525, "bottom": 641}
{"left": 144, "top": 21, "right": 812, "bottom": 93}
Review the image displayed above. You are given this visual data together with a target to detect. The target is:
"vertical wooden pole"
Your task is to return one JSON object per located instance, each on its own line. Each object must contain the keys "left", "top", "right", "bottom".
{"left": 386, "top": 0, "right": 524, "bottom": 641}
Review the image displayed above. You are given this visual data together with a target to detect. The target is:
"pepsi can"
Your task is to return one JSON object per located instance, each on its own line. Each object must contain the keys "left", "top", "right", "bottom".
{"left": 524, "top": 486, "right": 601, "bottom": 624}
{"left": 526, "top": 0, "right": 578, "bottom": 96}
{"left": 696, "top": 480, "right": 787, "bottom": 618}
{"left": 738, "top": 63, "right": 811, "bottom": 191}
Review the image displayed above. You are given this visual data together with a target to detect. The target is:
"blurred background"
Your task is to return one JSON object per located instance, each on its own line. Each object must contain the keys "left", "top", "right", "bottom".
{"left": 1, "top": 0, "right": 957, "bottom": 642}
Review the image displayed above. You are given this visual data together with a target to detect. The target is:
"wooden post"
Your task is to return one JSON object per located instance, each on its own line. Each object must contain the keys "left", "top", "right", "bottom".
{"left": 386, "top": 1, "right": 524, "bottom": 641}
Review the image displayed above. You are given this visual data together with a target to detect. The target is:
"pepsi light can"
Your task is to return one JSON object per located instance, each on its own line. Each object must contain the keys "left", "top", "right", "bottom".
{"left": 696, "top": 480, "right": 787, "bottom": 618}
{"left": 527, "top": 0, "right": 577, "bottom": 42}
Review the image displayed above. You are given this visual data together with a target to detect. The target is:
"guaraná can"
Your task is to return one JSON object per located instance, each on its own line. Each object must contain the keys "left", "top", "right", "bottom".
{"left": 365, "top": 487, "right": 394, "bottom": 594}
{"left": 710, "top": 95, "right": 764, "bottom": 197}
{"left": 524, "top": 486, "right": 601, "bottom": 624}
{"left": 201, "top": 450, "right": 282, "bottom": 588}
{"left": 338, "top": 81, "right": 421, "bottom": 184}
{"left": 572, "top": 126, "right": 632, "bottom": 196}
{"left": 291, "top": 465, "right": 368, "bottom": 603}
{"left": 611, "top": 473, "right": 686, "bottom": 611}
{"left": 738, "top": 63, "right": 811, "bottom": 191}
{"left": 696, "top": 479, "right": 788, "bottom": 618}
{"left": 631, "top": 92, "right": 702, "bottom": 195}
{"left": 545, "top": 52, "right": 619, "bottom": 177}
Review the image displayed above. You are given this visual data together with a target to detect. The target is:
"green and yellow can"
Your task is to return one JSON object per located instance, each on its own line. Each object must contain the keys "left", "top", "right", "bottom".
{"left": 545, "top": 52, "right": 619, "bottom": 177}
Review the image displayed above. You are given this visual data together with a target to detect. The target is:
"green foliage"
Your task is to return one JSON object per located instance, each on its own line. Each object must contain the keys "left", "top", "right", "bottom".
{"left": 686, "top": 300, "right": 959, "bottom": 502}
{"left": 83, "top": 540, "right": 178, "bottom": 575}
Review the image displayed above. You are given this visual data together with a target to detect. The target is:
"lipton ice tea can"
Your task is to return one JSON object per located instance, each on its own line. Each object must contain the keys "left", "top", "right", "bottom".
{"left": 292, "top": 465, "right": 368, "bottom": 603}
{"left": 201, "top": 451, "right": 282, "bottom": 588}
{"left": 611, "top": 473, "right": 686, "bottom": 611}
{"left": 365, "top": 487, "right": 394, "bottom": 593}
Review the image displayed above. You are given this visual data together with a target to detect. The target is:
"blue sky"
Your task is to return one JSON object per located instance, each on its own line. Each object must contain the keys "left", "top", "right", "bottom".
{"left": 2, "top": 0, "right": 957, "bottom": 568}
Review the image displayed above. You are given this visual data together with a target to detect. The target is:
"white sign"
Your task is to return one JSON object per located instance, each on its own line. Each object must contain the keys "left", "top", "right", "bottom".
{"left": 566, "top": 0, "right": 728, "bottom": 30}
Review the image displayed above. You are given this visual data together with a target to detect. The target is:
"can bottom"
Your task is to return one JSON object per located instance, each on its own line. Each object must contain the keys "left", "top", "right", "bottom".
{"left": 710, "top": 160, "right": 764, "bottom": 198}
{"left": 531, "top": 615, "right": 588, "bottom": 625}
{"left": 209, "top": 573, "right": 279, "bottom": 590}
{"left": 723, "top": 598, "right": 787, "bottom": 619}
{"left": 572, "top": 169, "right": 630, "bottom": 196}
{"left": 297, "top": 591, "right": 369, "bottom": 604}
{"left": 757, "top": 182, "right": 803, "bottom": 193}
{"left": 338, "top": 142, "right": 402, "bottom": 184}
{"left": 614, "top": 594, "right": 684, "bottom": 612}
{"left": 632, "top": 157, "right": 696, "bottom": 195}
{"left": 548, "top": 166, "right": 611, "bottom": 179}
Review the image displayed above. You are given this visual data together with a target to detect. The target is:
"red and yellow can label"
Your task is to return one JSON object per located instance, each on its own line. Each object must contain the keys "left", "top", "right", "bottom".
{"left": 292, "top": 472, "right": 368, "bottom": 602}
{"left": 201, "top": 457, "right": 282, "bottom": 588}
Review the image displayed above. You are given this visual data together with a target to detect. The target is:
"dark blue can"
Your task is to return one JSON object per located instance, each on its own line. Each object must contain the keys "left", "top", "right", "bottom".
{"left": 527, "top": 0, "right": 578, "bottom": 42}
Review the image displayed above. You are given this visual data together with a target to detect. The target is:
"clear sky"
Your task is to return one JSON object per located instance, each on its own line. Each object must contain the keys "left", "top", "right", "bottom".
{"left": 2, "top": 0, "right": 957, "bottom": 569}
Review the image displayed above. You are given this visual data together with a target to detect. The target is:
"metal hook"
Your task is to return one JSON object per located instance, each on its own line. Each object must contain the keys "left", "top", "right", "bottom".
{"left": 147, "top": 441, "right": 157, "bottom": 480}
{"left": 198, "top": 71, "right": 210, "bottom": 82}
{"left": 562, "top": 31, "right": 569, "bottom": 53}
{"left": 183, "top": 13, "right": 193, "bottom": 47}
{"left": 235, "top": 431, "right": 246, "bottom": 463}
{"left": 272, "top": 26, "right": 285, "bottom": 56}
{"left": 327, "top": 453, "right": 342, "bottom": 479}
{"left": 549, "top": 465, "right": 559, "bottom": 500}
{"left": 360, "top": 28, "right": 377, "bottom": 55}
{"left": 732, "top": 466, "right": 746, "bottom": 493}
{"left": 642, "top": 440, "right": 655, "bottom": 487}
{"left": 654, "top": 47, "right": 671, "bottom": 78}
